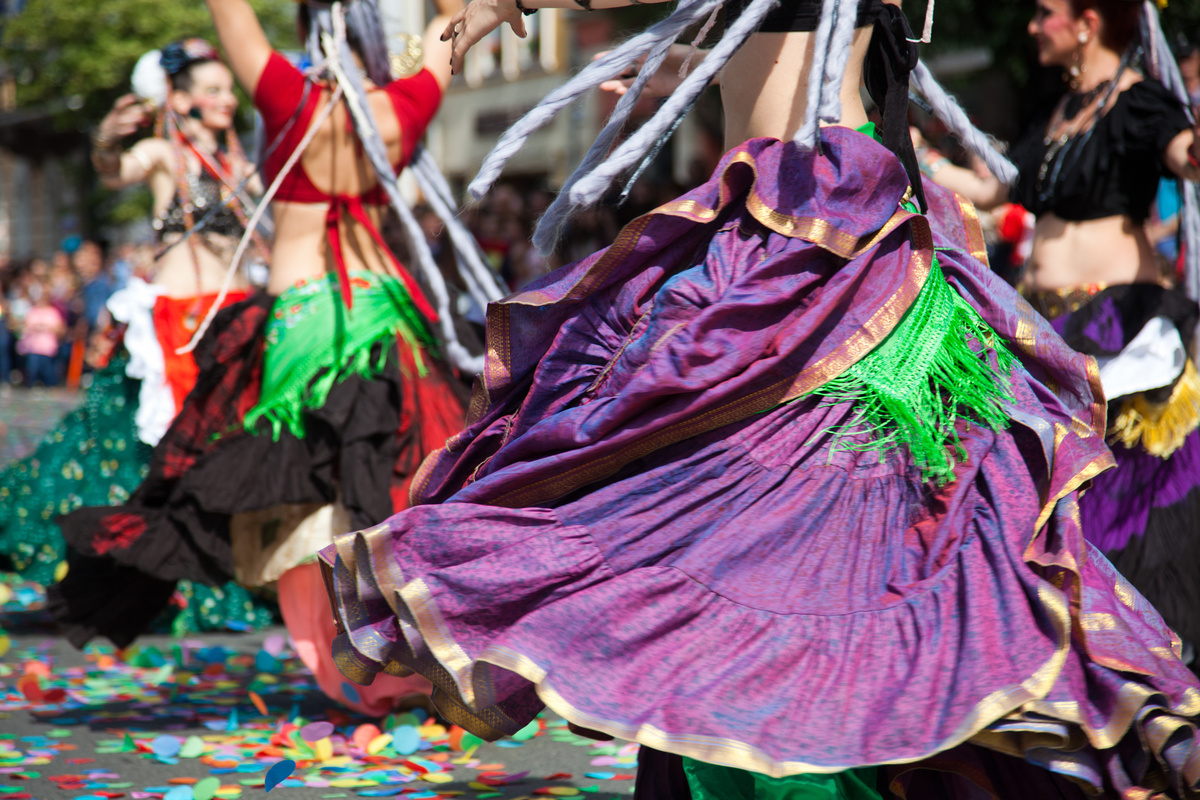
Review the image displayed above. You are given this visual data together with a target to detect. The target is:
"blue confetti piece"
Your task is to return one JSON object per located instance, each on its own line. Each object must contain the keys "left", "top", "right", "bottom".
{"left": 265, "top": 759, "right": 297, "bottom": 792}
{"left": 341, "top": 682, "right": 361, "bottom": 704}
{"left": 194, "top": 646, "right": 233, "bottom": 664}
{"left": 495, "top": 740, "right": 524, "bottom": 748}
{"left": 585, "top": 772, "right": 615, "bottom": 779}
{"left": 226, "top": 708, "right": 239, "bottom": 732}
{"left": 203, "top": 720, "right": 227, "bottom": 731}
{"left": 255, "top": 650, "right": 281, "bottom": 673}
{"left": 164, "top": 786, "right": 194, "bottom": 800}
{"left": 155, "top": 756, "right": 180, "bottom": 765}
{"left": 390, "top": 726, "right": 421, "bottom": 756}
{"left": 209, "top": 768, "right": 236, "bottom": 775}
{"left": 236, "top": 763, "right": 266, "bottom": 773}
{"left": 151, "top": 735, "right": 182, "bottom": 758}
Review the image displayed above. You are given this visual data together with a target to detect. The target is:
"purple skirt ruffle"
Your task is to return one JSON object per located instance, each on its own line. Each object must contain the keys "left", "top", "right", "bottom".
{"left": 1046, "top": 285, "right": 1200, "bottom": 648}
{"left": 323, "top": 130, "right": 1200, "bottom": 796}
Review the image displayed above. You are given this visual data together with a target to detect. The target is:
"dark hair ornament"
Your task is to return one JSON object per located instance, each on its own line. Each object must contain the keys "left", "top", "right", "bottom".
{"left": 159, "top": 38, "right": 220, "bottom": 77}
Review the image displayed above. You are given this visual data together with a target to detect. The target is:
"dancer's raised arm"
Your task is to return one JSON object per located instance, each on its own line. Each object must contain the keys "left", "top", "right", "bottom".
{"left": 204, "top": 0, "right": 273, "bottom": 96}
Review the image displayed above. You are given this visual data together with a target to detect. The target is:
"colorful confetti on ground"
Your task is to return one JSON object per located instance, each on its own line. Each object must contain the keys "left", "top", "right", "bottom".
{"left": 0, "top": 618, "right": 639, "bottom": 800}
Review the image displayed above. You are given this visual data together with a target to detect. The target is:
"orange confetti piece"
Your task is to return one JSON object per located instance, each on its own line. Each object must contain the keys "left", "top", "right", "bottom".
{"left": 248, "top": 692, "right": 268, "bottom": 717}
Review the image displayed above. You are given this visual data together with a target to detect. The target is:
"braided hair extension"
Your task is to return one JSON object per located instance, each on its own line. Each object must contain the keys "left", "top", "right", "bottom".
{"left": 468, "top": 0, "right": 730, "bottom": 202}
{"left": 1138, "top": 0, "right": 1200, "bottom": 301}
{"left": 910, "top": 62, "right": 1018, "bottom": 185}
{"left": 312, "top": 1, "right": 485, "bottom": 372}
{"left": 189, "top": 0, "right": 501, "bottom": 369}
{"left": 553, "top": 0, "right": 777, "bottom": 236}
{"left": 795, "top": 0, "right": 841, "bottom": 148}
{"left": 476, "top": 0, "right": 1014, "bottom": 253}
{"left": 532, "top": 24, "right": 690, "bottom": 252}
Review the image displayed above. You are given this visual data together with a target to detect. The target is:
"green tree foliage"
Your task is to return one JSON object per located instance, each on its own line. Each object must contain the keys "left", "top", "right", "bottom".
{"left": 0, "top": 0, "right": 298, "bottom": 128}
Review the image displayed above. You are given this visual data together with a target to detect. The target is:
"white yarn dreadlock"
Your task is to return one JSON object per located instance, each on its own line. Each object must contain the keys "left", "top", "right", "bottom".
{"left": 472, "top": 0, "right": 1015, "bottom": 255}
{"left": 1138, "top": 0, "right": 1200, "bottom": 301}
{"left": 183, "top": 0, "right": 504, "bottom": 373}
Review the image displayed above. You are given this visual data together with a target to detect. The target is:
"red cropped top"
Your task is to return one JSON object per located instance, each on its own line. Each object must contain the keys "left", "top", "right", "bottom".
{"left": 254, "top": 52, "right": 441, "bottom": 205}
{"left": 253, "top": 52, "right": 442, "bottom": 316}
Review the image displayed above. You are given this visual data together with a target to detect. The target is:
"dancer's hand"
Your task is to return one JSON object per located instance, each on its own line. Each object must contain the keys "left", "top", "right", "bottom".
{"left": 440, "top": 0, "right": 527, "bottom": 76}
{"left": 597, "top": 45, "right": 711, "bottom": 98}
{"left": 98, "top": 94, "right": 153, "bottom": 141}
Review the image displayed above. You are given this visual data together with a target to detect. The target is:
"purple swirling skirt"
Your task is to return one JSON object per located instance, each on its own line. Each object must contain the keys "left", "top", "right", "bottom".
{"left": 1044, "top": 285, "right": 1200, "bottom": 650}
{"left": 323, "top": 130, "right": 1200, "bottom": 797}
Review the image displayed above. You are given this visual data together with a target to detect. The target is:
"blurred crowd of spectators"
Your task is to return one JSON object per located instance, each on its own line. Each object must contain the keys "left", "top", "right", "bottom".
{"left": 0, "top": 173, "right": 689, "bottom": 397}
{"left": 0, "top": 242, "right": 155, "bottom": 391}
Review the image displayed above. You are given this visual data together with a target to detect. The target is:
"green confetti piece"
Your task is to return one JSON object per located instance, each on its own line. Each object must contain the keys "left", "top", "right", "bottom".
{"left": 459, "top": 731, "right": 485, "bottom": 753}
{"left": 121, "top": 733, "right": 137, "bottom": 753}
{"left": 238, "top": 779, "right": 264, "bottom": 787}
{"left": 47, "top": 729, "right": 72, "bottom": 738}
{"left": 179, "top": 735, "right": 206, "bottom": 758}
{"left": 511, "top": 720, "right": 539, "bottom": 741}
{"left": 193, "top": 776, "right": 222, "bottom": 800}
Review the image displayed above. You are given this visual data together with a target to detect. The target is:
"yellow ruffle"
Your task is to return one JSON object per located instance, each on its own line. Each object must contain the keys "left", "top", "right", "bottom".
{"left": 1108, "top": 359, "right": 1200, "bottom": 459}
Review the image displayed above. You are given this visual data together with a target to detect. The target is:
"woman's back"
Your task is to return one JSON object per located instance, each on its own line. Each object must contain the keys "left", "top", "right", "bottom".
{"left": 265, "top": 83, "right": 410, "bottom": 293}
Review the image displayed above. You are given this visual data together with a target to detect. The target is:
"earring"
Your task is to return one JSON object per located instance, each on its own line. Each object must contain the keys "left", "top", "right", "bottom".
{"left": 1069, "top": 34, "right": 1087, "bottom": 88}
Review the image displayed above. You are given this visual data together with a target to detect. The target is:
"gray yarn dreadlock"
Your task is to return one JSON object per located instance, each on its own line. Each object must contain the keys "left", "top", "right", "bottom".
{"left": 470, "top": 0, "right": 1014, "bottom": 256}
{"left": 1138, "top": 0, "right": 1200, "bottom": 302}
{"left": 185, "top": 0, "right": 504, "bottom": 373}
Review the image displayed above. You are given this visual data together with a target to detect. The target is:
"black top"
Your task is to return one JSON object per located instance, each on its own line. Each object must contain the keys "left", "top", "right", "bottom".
{"left": 154, "top": 170, "right": 245, "bottom": 239}
{"left": 1009, "top": 78, "right": 1190, "bottom": 223}
{"left": 725, "top": 0, "right": 882, "bottom": 32}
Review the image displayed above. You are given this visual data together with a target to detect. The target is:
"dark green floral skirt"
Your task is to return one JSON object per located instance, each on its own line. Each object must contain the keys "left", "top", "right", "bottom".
{"left": 0, "top": 357, "right": 276, "bottom": 633}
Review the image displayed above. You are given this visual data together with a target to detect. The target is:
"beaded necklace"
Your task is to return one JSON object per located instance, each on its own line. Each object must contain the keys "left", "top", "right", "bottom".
{"left": 158, "top": 109, "right": 269, "bottom": 329}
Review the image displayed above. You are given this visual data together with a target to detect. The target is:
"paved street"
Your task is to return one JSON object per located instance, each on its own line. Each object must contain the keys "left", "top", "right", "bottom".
{"left": 0, "top": 387, "right": 81, "bottom": 464}
{"left": 0, "top": 618, "right": 638, "bottom": 800}
{"left": 0, "top": 388, "right": 637, "bottom": 800}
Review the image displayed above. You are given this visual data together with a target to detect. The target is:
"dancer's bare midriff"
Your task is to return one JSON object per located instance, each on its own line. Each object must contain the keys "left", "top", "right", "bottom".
{"left": 1023, "top": 212, "right": 1163, "bottom": 292}
{"left": 264, "top": 86, "right": 410, "bottom": 295}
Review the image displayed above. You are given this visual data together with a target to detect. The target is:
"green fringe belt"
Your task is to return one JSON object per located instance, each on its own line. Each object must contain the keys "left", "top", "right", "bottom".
{"left": 245, "top": 271, "right": 436, "bottom": 441}
{"left": 804, "top": 254, "right": 1015, "bottom": 485}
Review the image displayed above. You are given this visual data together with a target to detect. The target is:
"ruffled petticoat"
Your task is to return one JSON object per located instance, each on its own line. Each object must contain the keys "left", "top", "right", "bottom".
{"left": 1027, "top": 283, "right": 1200, "bottom": 653}
{"left": 0, "top": 356, "right": 274, "bottom": 636}
{"left": 50, "top": 274, "right": 467, "bottom": 717}
{"left": 320, "top": 129, "right": 1200, "bottom": 797}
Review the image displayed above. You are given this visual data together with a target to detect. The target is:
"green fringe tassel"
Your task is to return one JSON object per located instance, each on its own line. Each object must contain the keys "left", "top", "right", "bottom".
{"left": 244, "top": 272, "right": 435, "bottom": 442}
{"left": 805, "top": 255, "right": 1015, "bottom": 485}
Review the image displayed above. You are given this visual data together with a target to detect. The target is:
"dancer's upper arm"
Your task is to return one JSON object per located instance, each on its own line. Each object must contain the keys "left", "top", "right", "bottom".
{"left": 204, "top": 0, "right": 274, "bottom": 97}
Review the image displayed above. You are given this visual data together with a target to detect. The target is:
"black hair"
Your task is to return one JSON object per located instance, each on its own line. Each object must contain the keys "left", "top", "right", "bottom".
{"left": 160, "top": 39, "right": 221, "bottom": 93}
